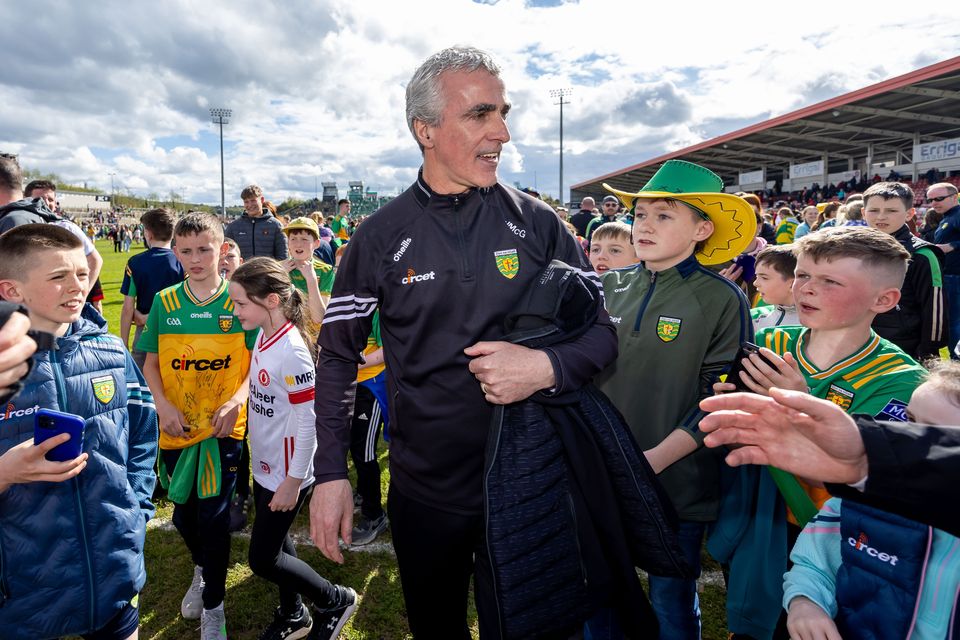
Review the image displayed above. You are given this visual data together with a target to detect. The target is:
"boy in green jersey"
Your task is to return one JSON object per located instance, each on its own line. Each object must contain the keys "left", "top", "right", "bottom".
{"left": 711, "top": 226, "right": 925, "bottom": 639}
{"left": 137, "top": 212, "right": 255, "bottom": 639}
{"left": 595, "top": 159, "right": 756, "bottom": 639}
{"left": 282, "top": 216, "right": 334, "bottom": 328}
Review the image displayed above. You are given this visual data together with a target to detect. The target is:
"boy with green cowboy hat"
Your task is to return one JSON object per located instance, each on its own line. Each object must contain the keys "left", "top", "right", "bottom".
{"left": 592, "top": 159, "right": 756, "bottom": 639}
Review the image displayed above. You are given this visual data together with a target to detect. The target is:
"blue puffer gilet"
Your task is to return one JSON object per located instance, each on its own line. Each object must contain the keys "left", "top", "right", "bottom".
{"left": 0, "top": 307, "right": 158, "bottom": 639}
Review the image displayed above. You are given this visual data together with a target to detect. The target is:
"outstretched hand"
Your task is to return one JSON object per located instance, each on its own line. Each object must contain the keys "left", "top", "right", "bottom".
{"left": 699, "top": 388, "right": 868, "bottom": 484}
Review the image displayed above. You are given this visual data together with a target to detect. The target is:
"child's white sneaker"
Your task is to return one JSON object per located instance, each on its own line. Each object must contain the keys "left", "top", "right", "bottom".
{"left": 201, "top": 602, "right": 227, "bottom": 640}
{"left": 181, "top": 565, "right": 205, "bottom": 620}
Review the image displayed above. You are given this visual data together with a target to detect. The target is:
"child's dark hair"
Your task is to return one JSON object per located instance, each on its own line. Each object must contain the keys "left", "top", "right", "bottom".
{"left": 862, "top": 181, "right": 914, "bottom": 211}
{"left": 0, "top": 223, "right": 83, "bottom": 280}
{"left": 174, "top": 211, "right": 224, "bottom": 242}
{"left": 230, "top": 257, "right": 316, "bottom": 353}
{"left": 140, "top": 208, "right": 177, "bottom": 242}
{"left": 921, "top": 359, "right": 960, "bottom": 411}
{"left": 755, "top": 244, "right": 797, "bottom": 278}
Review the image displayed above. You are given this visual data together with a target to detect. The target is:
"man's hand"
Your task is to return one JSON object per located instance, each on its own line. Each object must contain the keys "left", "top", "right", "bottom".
{"left": 735, "top": 348, "right": 807, "bottom": 396}
{"left": 0, "top": 436, "right": 88, "bottom": 494}
{"left": 211, "top": 397, "right": 243, "bottom": 438}
{"left": 0, "top": 311, "right": 36, "bottom": 398}
{"left": 269, "top": 475, "right": 301, "bottom": 512}
{"left": 787, "top": 597, "right": 841, "bottom": 640}
{"left": 937, "top": 243, "right": 954, "bottom": 255}
{"left": 133, "top": 310, "right": 148, "bottom": 327}
{"left": 309, "top": 479, "right": 353, "bottom": 563}
{"left": 156, "top": 398, "right": 191, "bottom": 439}
{"left": 464, "top": 341, "right": 556, "bottom": 405}
{"left": 698, "top": 388, "right": 868, "bottom": 484}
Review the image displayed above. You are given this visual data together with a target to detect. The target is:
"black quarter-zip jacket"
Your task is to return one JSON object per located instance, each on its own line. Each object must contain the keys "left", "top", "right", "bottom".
{"left": 313, "top": 173, "right": 617, "bottom": 514}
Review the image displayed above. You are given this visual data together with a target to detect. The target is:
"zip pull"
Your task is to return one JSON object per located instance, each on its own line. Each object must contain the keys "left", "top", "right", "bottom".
{"left": 452, "top": 196, "right": 461, "bottom": 210}
{"left": 650, "top": 272, "right": 657, "bottom": 284}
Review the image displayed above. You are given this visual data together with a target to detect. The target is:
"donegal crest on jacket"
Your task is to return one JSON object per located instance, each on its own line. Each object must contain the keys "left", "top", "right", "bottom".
{"left": 218, "top": 314, "right": 234, "bottom": 333}
{"left": 656, "top": 316, "right": 681, "bottom": 343}
{"left": 494, "top": 249, "right": 519, "bottom": 279}
{"left": 91, "top": 374, "right": 116, "bottom": 404}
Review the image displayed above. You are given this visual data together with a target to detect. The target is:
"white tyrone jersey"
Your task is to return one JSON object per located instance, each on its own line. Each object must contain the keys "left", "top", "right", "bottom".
{"left": 248, "top": 321, "right": 317, "bottom": 492}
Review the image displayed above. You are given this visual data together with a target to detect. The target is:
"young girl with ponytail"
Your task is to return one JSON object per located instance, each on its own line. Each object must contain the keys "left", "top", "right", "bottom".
{"left": 229, "top": 257, "right": 357, "bottom": 640}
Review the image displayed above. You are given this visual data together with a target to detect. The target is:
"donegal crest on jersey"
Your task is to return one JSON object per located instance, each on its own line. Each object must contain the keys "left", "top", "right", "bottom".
{"left": 825, "top": 384, "right": 853, "bottom": 410}
{"left": 494, "top": 249, "right": 519, "bottom": 279}
{"left": 218, "top": 314, "right": 234, "bottom": 333}
{"left": 656, "top": 316, "right": 681, "bottom": 342}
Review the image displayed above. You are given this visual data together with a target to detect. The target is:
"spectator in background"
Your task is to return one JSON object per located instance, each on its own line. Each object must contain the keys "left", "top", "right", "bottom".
{"left": 930, "top": 182, "right": 960, "bottom": 355}
{"left": 224, "top": 184, "right": 288, "bottom": 261}
{"left": 737, "top": 193, "right": 776, "bottom": 245}
{"left": 842, "top": 201, "right": 867, "bottom": 226}
{"left": 570, "top": 196, "right": 597, "bottom": 237}
{"left": 794, "top": 206, "right": 819, "bottom": 240}
{"left": 24, "top": 179, "right": 106, "bottom": 313}
{"left": 330, "top": 199, "right": 351, "bottom": 243}
{"left": 555, "top": 206, "right": 569, "bottom": 221}
{"left": 584, "top": 195, "right": 621, "bottom": 244}
{"left": 921, "top": 207, "right": 944, "bottom": 243}
{"left": 813, "top": 201, "right": 840, "bottom": 230}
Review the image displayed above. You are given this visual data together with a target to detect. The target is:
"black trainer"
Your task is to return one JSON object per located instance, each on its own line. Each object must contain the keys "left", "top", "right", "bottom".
{"left": 350, "top": 513, "right": 388, "bottom": 547}
{"left": 258, "top": 603, "right": 313, "bottom": 640}
{"left": 308, "top": 587, "right": 357, "bottom": 640}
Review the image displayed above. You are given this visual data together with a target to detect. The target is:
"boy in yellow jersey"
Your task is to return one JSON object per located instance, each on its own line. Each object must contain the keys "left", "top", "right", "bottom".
{"left": 137, "top": 212, "right": 255, "bottom": 639}
{"left": 282, "top": 217, "right": 334, "bottom": 327}
{"left": 711, "top": 226, "right": 925, "bottom": 640}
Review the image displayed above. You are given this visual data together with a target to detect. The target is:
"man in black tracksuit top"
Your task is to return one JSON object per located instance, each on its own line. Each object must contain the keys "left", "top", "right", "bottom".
{"left": 309, "top": 47, "right": 617, "bottom": 639}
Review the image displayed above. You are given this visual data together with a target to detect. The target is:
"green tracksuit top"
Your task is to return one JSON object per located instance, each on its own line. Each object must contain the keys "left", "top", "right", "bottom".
{"left": 596, "top": 254, "right": 753, "bottom": 521}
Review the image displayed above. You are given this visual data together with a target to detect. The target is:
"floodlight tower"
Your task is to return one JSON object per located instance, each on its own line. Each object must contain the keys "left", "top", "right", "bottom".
{"left": 210, "top": 108, "right": 232, "bottom": 217}
{"left": 549, "top": 89, "right": 572, "bottom": 205}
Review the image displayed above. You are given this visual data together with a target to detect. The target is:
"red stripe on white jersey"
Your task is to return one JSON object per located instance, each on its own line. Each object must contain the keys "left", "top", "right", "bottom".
{"left": 259, "top": 321, "right": 295, "bottom": 351}
{"left": 288, "top": 387, "right": 315, "bottom": 404}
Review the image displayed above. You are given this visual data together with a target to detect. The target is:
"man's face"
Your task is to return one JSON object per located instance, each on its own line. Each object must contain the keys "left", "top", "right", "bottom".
{"left": 419, "top": 70, "right": 511, "bottom": 194}
{"left": 339, "top": 202, "right": 351, "bottom": 216}
{"left": 864, "top": 196, "right": 910, "bottom": 235}
{"left": 602, "top": 200, "right": 619, "bottom": 218}
{"left": 30, "top": 188, "right": 57, "bottom": 211}
{"left": 243, "top": 196, "right": 264, "bottom": 217}
{"left": 926, "top": 186, "right": 958, "bottom": 215}
{"left": 0, "top": 247, "right": 88, "bottom": 335}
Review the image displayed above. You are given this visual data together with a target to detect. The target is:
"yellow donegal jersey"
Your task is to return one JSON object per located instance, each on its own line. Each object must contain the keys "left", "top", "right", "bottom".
{"left": 138, "top": 278, "right": 255, "bottom": 450}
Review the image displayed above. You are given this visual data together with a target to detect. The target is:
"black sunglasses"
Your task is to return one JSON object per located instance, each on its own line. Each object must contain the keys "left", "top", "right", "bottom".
{"left": 928, "top": 195, "right": 954, "bottom": 203}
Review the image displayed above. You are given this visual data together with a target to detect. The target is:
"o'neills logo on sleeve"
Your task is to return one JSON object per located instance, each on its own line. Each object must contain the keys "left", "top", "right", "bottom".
{"left": 402, "top": 268, "right": 436, "bottom": 285}
{"left": 393, "top": 238, "right": 412, "bottom": 262}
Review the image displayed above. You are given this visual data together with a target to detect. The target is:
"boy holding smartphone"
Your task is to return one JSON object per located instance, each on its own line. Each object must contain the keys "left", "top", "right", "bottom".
{"left": 0, "top": 224, "right": 158, "bottom": 640}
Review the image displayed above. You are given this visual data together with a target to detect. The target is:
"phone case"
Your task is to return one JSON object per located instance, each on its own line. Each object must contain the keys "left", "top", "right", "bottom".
{"left": 34, "top": 409, "right": 85, "bottom": 462}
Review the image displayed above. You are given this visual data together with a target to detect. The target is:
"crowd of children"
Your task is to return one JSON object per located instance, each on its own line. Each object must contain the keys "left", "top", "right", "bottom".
{"left": 0, "top": 161, "right": 957, "bottom": 640}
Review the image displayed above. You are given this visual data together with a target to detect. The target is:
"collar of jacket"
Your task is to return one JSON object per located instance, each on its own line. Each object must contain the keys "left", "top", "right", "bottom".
{"left": 501, "top": 260, "right": 602, "bottom": 350}
{"left": 641, "top": 253, "right": 700, "bottom": 280}
{"left": 54, "top": 305, "right": 109, "bottom": 355}
{"left": 0, "top": 197, "right": 62, "bottom": 223}
{"left": 412, "top": 167, "right": 495, "bottom": 210}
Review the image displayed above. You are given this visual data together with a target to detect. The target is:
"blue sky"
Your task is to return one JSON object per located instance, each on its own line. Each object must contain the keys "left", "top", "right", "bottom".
{"left": 0, "top": 0, "right": 957, "bottom": 206}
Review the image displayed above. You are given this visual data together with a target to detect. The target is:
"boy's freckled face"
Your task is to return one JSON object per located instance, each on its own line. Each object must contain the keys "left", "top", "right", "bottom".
{"left": 9, "top": 248, "right": 89, "bottom": 333}
{"left": 631, "top": 200, "right": 711, "bottom": 271}
{"left": 286, "top": 231, "right": 320, "bottom": 261}
{"left": 791, "top": 255, "right": 881, "bottom": 330}
{"left": 753, "top": 262, "right": 794, "bottom": 306}
{"left": 864, "top": 197, "right": 910, "bottom": 234}
{"left": 174, "top": 231, "right": 223, "bottom": 281}
{"left": 590, "top": 237, "right": 638, "bottom": 273}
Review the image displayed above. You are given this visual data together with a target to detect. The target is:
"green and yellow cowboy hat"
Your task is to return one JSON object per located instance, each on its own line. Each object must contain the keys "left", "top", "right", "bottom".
{"left": 603, "top": 159, "right": 757, "bottom": 265}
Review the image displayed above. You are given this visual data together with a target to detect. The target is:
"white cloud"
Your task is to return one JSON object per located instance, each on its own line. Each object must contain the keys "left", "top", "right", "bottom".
{"left": 0, "top": 0, "right": 957, "bottom": 205}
